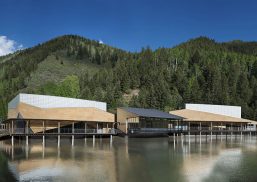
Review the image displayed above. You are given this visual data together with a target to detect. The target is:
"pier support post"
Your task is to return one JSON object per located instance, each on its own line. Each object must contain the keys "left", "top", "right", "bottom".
{"left": 110, "top": 135, "right": 113, "bottom": 143}
{"left": 42, "top": 121, "right": 45, "bottom": 134}
{"left": 42, "top": 121, "right": 45, "bottom": 146}
{"left": 26, "top": 121, "right": 29, "bottom": 134}
{"left": 231, "top": 123, "right": 233, "bottom": 141}
{"left": 11, "top": 120, "right": 14, "bottom": 134}
{"left": 72, "top": 122, "right": 74, "bottom": 146}
{"left": 85, "top": 123, "right": 87, "bottom": 142}
{"left": 200, "top": 122, "right": 202, "bottom": 140}
{"left": 188, "top": 122, "right": 191, "bottom": 141}
{"left": 210, "top": 122, "right": 213, "bottom": 141}
{"left": 11, "top": 136, "right": 14, "bottom": 146}
{"left": 93, "top": 135, "right": 95, "bottom": 147}
{"left": 42, "top": 135, "right": 45, "bottom": 146}
{"left": 58, "top": 135, "right": 60, "bottom": 148}
{"left": 249, "top": 124, "right": 252, "bottom": 137}
{"left": 26, "top": 136, "right": 29, "bottom": 146}
{"left": 58, "top": 122, "right": 60, "bottom": 148}
{"left": 220, "top": 123, "right": 223, "bottom": 141}
{"left": 125, "top": 120, "right": 128, "bottom": 134}
{"left": 240, "top": 123, "right": 243, "bottom": 140}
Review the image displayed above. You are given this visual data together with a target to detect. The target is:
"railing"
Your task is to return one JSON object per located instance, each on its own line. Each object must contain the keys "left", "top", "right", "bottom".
{"left": 128, "top": 128, "right": 181, "bottom": 134}
{"left": 188, "top": 127, "right": 255, "bottom": 131}
{"left": 128, "top": 127, "right": 257, "bottom": 134}
{"left": 12, "top": 128, "right": 117, "bottom": 135}
{"left": 0, "top": 129, "right": 10, "bottom": 137}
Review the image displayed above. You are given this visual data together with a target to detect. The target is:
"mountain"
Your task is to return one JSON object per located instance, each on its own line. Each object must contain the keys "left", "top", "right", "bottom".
{"left": 0, "top": 35, "right": 257, "bottom": 120}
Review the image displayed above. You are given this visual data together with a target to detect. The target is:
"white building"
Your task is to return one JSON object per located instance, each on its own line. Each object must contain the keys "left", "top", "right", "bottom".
{"left": 185, "top": 103, "right": 241, "bottom": 118}
{"left": 8, "top": 93, "right": 107, "bottom": 111}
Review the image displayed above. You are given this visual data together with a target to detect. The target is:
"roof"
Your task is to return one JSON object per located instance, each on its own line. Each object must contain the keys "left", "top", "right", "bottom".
{"left": 169, "top": 109, "right": 254, "bottom": 123}
{"left": 8, "top": 102, "right": 114, "bottom": 122}
{"left": 185, "top": 103, "right": 241, "bottom": 118}
{"left": 8, "top": 93, "right": 107, "bottom": 111}
{"left": 120, "top": 107, "right": 183, "bottom": 120}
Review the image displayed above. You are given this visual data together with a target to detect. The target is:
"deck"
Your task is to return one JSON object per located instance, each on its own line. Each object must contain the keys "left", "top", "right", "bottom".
{"left": 127, "top": 128, "right": 257, "bottom": 137}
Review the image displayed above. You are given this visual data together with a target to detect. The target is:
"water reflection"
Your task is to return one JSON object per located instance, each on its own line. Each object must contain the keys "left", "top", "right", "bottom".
{"left": 0, "top": 136, "right": 257, "bottom": 182}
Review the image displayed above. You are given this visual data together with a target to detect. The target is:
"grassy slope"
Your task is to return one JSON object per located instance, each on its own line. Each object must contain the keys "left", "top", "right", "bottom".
{"left": 22, "top": 51, "right": 101, "bottom": 93}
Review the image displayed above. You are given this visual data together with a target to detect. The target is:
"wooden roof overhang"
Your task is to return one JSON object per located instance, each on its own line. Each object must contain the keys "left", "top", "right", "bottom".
{"left": 170, "top": 109, "right": 254, "bottom": 125}
{"left": 3, "top": 118, "right": 114, "bottom": 125}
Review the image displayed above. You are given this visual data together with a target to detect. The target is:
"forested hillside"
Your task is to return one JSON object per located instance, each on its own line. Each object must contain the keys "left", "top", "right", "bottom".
{"left": 0, "top": 35, "right": 257, "bottom": 120}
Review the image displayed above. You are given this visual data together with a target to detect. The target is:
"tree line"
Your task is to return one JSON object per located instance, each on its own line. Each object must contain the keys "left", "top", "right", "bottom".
{"left": 0, "top": 35, "right": 257, "bottom": 120}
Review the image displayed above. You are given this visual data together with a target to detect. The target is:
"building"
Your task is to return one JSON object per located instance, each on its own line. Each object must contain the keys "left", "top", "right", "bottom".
{"left": 170, "top": 104, "right": 255, "bottom": 132}
{"left": 4, "top": 93, "right": 115, "bottom": 135}
{"left": 117, "top": 107, "right": 183, "bottom": 135}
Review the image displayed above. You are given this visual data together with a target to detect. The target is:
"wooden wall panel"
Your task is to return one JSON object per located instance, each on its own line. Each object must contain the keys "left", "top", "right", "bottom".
{"left": 8, "top": 102, "right": 115, "bottom": 123}
{"left": 117, "top": 108, "right": 137, "bottom": 133}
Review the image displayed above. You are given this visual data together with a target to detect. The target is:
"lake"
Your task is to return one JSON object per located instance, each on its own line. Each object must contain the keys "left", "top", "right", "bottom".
{"left": 1, "top": 136, "right": 257, "bottom": 182}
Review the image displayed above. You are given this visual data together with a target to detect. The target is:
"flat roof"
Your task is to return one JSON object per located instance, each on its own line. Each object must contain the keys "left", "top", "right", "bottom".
{"left": 8, "top": 93, "right": 107, "bottom": 111}
{"left": 170, "top": 109, "right": 253, "bottom": 123}
{"left": 120, "top": 107, "right": 183, "bottom": 120}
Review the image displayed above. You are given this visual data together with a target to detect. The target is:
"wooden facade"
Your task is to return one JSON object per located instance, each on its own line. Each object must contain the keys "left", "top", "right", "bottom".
{"left": 5, "top": 101, "right": 115, "bottom": 135}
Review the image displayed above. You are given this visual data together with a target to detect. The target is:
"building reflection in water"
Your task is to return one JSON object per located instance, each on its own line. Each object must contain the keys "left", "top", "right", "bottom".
{"left": 0, "top": 137, "right": 257, "bottom": 182}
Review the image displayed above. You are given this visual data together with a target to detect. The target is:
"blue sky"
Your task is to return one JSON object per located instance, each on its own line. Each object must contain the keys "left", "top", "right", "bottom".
{"left": 0, "top": 0, "right": 257, "bottom": 54}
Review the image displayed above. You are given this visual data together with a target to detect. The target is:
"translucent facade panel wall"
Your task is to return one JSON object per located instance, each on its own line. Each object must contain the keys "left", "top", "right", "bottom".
{"left": 8, "top": 94, "right": 20, "bottom": 109}
{"left": 8, "top": 93, "right": 107, "bottom": 111}
{"left": 186, "top": 103, "right": 241, "bottom": 118}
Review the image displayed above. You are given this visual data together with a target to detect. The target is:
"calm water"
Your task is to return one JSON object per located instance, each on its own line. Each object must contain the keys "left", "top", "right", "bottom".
{"left": 1, "top": 136, "right": 257, "bottom": 182}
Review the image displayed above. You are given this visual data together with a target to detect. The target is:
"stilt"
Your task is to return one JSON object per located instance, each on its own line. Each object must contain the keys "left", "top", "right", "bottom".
{"left": 26, "top": 145, "right": 29, "bottom": 159}
{"left": 220, "top": 122, "right": 223, "bottom": 141}
{"left": 71, "top": 122, "right": 74, "bottom": 146}
{"left": 93, "top": 135, "right": 95, "bottom": 147}
{"left": 58, "top": 135, "right": 60, "bottom": 148}
{"left": 42, "top": 121, "right": 45, "bottom": 133}
{"left": 231, "top": 123, "right": 233, "bottom": 139}
{"left": 26, "top": 135, "right": 29, "bottom": 146}
{"left": 11, "top": 120, "right": 14, "bottom": 134}
{"left": 199, "top": 122, "right": 202, "bottom": 140}
{"left": 42, "top": 142, "right": 45, "bottom": 159}
{"left": 110, "top": 135, "right": 113, "bottom": 143}
{"left": 42, "top": 135, "right": 45, "bottom": 146}
{"left": 85, "top": 122, "right": 87, "bottom": 142}
{"left": 71, "top": 135, "right": 74, "bottom": 146}
{"left": 26, "top": 121, "right": 29, "bottom": 134}
{"left": 240, "top": 123, "right": 243, "bottom": 141}
{"left": 188, "top": 122, "right": 191, "bottom": 141}
{"left": 58, "top": 122, "right": 60, "bottom": 147}
{"left": 210, "top": 122, "right": 213, "bottom": 141}
{"left": 72, "top": 122, "right": 74, "bottom": 134}
{"left": 11, "top": 136, "right": 14, "bottom": 146}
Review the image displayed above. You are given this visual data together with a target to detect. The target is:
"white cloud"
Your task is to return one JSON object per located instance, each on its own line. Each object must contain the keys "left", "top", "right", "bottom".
{"left": 0, "top": 35, "right": 23, "bottom": 56}
{"left": 99, "top": 40, "right": 104, "bottom": 44}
